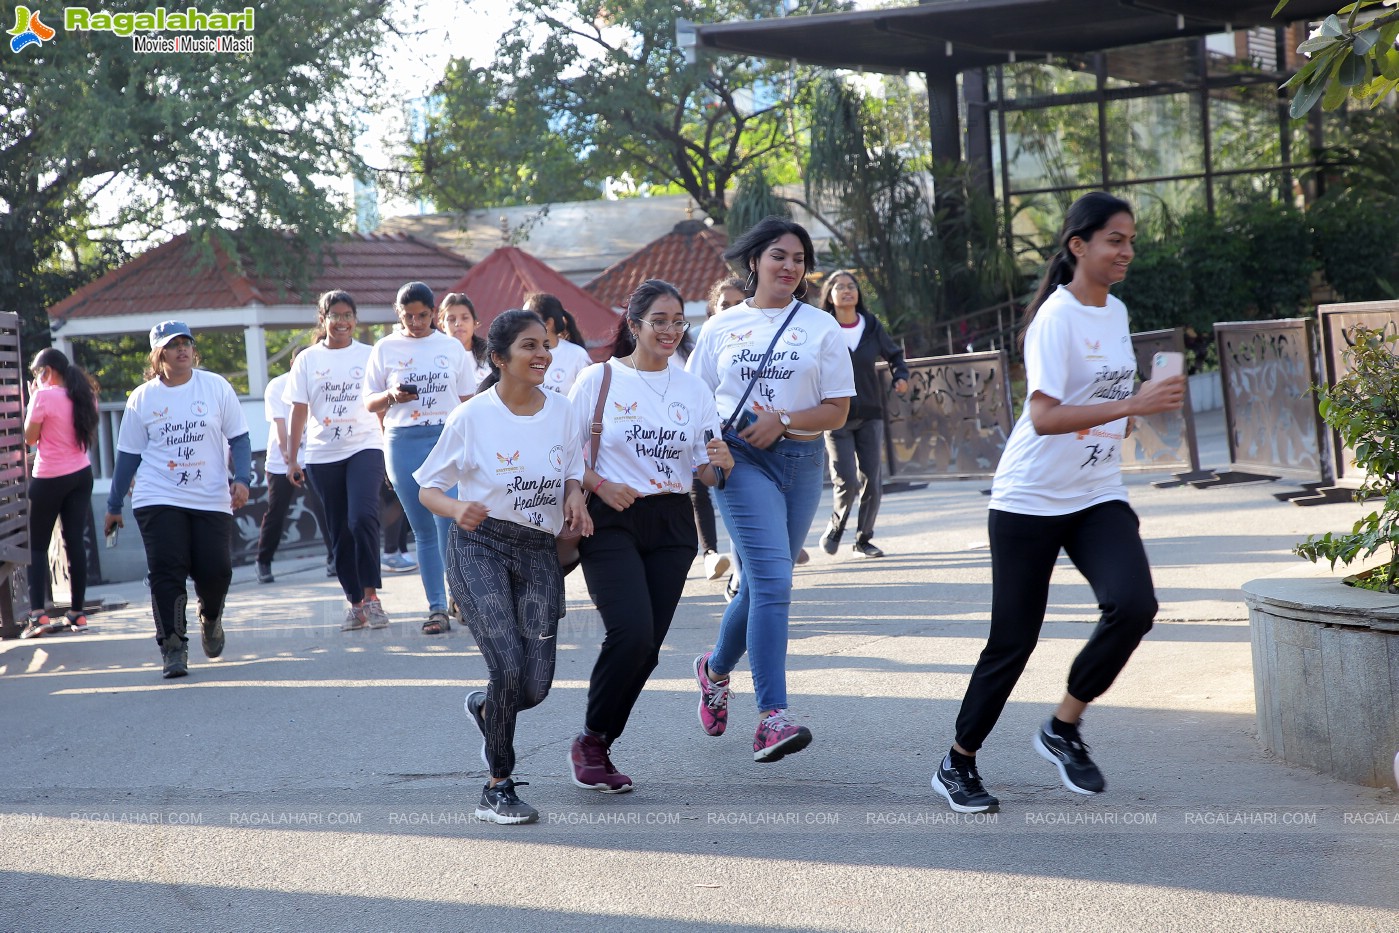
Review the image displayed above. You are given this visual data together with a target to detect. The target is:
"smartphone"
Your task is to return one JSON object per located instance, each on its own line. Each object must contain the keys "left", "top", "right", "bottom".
{"left": 1151, "top": 351, "right": 1185, "bottom": 380}
{"left": 396, "top": 383, "right": 419, "bottom": 397}
{"left": 105, "top": 527, "right": 118, "bottom": 549}
{"left": 704, "top": 429, "right": 726, "bottom": 489}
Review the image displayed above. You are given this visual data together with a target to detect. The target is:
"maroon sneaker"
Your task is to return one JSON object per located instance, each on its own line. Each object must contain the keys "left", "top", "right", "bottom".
{"left": 753, "top": 709, "right": 812, "bottom": 763}
{"left": 694, "top": 652, "right": 731, "bottom": 736}
{"left": 568, "top": 733, "right": 633, "bottom": 794}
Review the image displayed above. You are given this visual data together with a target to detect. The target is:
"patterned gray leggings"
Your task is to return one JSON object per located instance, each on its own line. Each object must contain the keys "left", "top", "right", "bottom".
{"left": 446, "top": 517, "right": 565, "bottom": 778}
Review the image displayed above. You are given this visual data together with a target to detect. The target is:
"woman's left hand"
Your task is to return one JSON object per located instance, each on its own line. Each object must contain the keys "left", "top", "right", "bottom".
{"left": 705, "top": 438, "right": 734, "bottom": 473}
{"left": 230, "top": 482, "right": 250, "bottom": 511}
{"left": 563, "top": 487, "right": 594, "bottom": 538}
{"left": 738, "top": 410, "right": 786, "bottom": 449}
{"left": 893, "top": 378, "right": 910, "bottom": 396}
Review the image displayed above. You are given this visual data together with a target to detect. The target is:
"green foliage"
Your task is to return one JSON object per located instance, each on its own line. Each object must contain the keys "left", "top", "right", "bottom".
{"left": 1229, "top": 201, "right": 1315, "bottom": 319}
{"left": 404, "top": 58, "right": 596, "bottom": 211}
{"left": 1310, "top": 191, "right": 1399, "bottom": 302}
{"left": 2, "top": 0, "right": 390, "bottom": 350}
{"left": 1295, "top": 325, "right": 1399, "bottom": 590}
{"left": 495, "top": 0, "right": 847, "bottom": 222}
{"left": 727, "top": 166, "right": 790, "bottom": 236}
{"left": 800, "top": 76, "right": 1018, "bottom": 355}
{"left": 1277, "top": 3, "right": 1399, "bottom": 116}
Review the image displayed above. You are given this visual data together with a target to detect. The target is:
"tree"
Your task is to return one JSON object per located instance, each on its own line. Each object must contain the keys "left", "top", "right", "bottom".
{"left": 495, "top": 0, "right": 849, "bottom": 223}
{"left": 403, "top": 57, "right": 597, "bottom": 212}
{"left": 1276, "top": 1, "right": 1399, "bottom": 116}
{"left": 0, "top": 0, "right": 394, "bottom": 348}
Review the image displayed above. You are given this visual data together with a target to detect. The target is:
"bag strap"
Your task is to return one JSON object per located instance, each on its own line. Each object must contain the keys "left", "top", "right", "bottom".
{"left": 723, "top": 302, "right": 802, "bottom": 432}
{"left": 586, "top": 361, "right": 612, "bottom": 472}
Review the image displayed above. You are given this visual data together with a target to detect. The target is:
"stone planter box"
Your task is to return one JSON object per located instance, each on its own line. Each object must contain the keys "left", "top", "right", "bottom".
{"left": 1243, "top": 575, "right": 1399, "bottom": 789}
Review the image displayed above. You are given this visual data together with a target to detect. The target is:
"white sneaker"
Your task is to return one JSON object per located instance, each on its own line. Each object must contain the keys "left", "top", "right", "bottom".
{"left": 704, "top": 550, "right": 731, "bottom": 581}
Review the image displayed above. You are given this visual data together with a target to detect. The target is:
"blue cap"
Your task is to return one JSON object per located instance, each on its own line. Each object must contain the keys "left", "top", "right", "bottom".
{"left": 149, "top": 320, "right": 194, "bottom": 350}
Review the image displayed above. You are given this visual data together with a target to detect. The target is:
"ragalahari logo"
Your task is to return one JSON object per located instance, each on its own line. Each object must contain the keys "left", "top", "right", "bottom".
{"left": 9, "top": 6, "right": 55, "bottom": 52}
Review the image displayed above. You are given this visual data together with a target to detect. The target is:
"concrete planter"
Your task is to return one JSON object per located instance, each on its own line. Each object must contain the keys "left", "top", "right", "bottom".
{"left": 1242, "top": 574, "right": 1399, "bottom": 789}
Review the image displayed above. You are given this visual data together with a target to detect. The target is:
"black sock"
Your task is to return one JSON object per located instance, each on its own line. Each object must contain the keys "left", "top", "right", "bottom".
{"left": 1049, "top": 716, "right": 1078, "bottom": 738}
{"left": 948, "top": 747, "right": 976, "bottom": 769}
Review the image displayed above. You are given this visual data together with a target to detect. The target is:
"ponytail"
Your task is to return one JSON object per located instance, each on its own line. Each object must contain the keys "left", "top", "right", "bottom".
{"left": 32, "top": 348, "right": 97, "bottom": 450}
{"left": 1020, "top": 192, "right": 1133, "bottom": 348}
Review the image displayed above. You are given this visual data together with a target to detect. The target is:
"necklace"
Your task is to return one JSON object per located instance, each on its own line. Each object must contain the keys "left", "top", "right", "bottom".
{"left": 750, "top": 297, "right": 792, "bottom": 321}
{"left": 628, "top": 354, "right": 671, "bottom": 400}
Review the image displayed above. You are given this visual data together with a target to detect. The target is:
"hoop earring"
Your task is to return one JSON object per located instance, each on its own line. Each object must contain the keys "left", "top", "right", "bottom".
{"left": 744, "top": 271, "right": 755, "bottom": 293}
{"left": 794, "top": 279, "right": 808, "bottom": 301}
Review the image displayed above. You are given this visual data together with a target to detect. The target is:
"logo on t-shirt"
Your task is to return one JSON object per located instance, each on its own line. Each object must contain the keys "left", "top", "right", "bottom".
{"left": 1083, "top": 339, "right": 1104, "bottom": 361}
{"left": 667, "top": 402, "right": 690, "bottom": 425}
{"left": 396, "top": 358, "right": 413, "bottom": 368}
{"left": 435, "top": 355, "right": 450, "bottom": 369}
{"left": 314, "top": 368, "right": 330, "bottom": 379}
{"left": 548, "top": 445, "right": 564, "bottom": 472}
{"left": 725, "top": 330, "right": 753, "bottom": 345}
{"left": 612, "top": 400, "right": 639, "bottom": 420}
{"left": 495, "top": 450, "right": 522, "bottom": 474}
{"left": 783, "top": 327, "right": 808, "bottom": 346}
{"left": 191, "top": 401, "right": 208, "bottom": 417}
{"left": 351, "top": 366, "right": 365, "bottom": 380}
{"left": 550, "top": 368, "right": 565, "bottom": 383}
{"left": 152, "top": 406, "right": 168, "bottom": 418}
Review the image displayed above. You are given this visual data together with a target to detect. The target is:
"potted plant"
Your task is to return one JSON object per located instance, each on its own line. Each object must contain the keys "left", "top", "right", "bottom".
{"left": 1242, "top": 322, "right": 1399, "bottom": 789}
{"left": 1294, "top": 323, "right": 1399, "bottom": 592}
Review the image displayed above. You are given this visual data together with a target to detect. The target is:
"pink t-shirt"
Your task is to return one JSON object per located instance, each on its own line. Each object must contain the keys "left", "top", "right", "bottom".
{"left": 26, "top": 385, "right": 92, "bottom": 478}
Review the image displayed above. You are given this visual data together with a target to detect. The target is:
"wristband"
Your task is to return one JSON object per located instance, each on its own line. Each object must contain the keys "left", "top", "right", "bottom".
{"left": 591, "top": 477, "right": 607, "bottom": 495}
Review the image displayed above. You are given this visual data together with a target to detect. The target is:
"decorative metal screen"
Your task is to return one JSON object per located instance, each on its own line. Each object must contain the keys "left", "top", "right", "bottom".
{"left": 1318, "top": 300, "right": 1399, "bottom": 488}
{"left": 1214, "top": 319, "right": 1328, "bottom": 483}
{"left": 1121, "top": 327, "right": 1201, "bottom": 475}
{"left": 0, "top": 311, "right": 28, "bottom": 635}
{"left": 877, "top": 350, "right": 1014, "bottom": 480}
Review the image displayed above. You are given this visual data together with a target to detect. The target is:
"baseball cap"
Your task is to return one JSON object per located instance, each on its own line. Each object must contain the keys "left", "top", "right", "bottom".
{"left": 150, "top": 320, "right": 194, "bottom": 349}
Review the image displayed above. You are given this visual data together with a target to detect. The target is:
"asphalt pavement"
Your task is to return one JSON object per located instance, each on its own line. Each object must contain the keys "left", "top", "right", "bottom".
{"left": 2, "top": 408, "right": 1397, "bottom": 932}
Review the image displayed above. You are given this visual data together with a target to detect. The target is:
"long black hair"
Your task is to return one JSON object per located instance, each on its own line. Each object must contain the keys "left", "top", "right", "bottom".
{"left": 722, "top": 216, "right": 817, "bottom": 302}
{"left": 818, "top": 269, "right": 867, "bottom": 318}
{"left": 476, "top": 309, "right": 546, "bottom": 394}
{"left": 31, "top": 347, "right": 97, "bottom": 451}
{"left": 524, "top": 293, "right": 586, "bottom": 347}
{"left": 609, "top": 279, "right": 685, "bottom": 358}
{"left": 1022, "top": 192, "right": 1134, "bottom": 341}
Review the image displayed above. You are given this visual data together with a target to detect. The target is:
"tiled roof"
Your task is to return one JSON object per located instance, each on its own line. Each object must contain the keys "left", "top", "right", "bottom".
{"left": 48, "top": 232, "right": 473, "bottom": 321}
{"left": 444, "top": 247, "right": 621, "bottom": 354}
{"left": 584, "top": 220, "right": 732, "bottom": 309}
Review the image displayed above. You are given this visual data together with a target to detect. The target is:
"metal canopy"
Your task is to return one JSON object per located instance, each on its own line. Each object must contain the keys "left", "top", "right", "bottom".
{"left": 689, "top": 0, "right": 1339, "bottom": 75}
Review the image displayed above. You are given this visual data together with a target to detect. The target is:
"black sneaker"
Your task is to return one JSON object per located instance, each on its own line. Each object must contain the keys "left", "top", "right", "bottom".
{"left": 475, "top": 779, "right": 538, "bottom": 825}
{"left": 819, "top": 523, "right": 842, "bottom": 555}
{"left": 1034, "top": 718, "right": 1106, "bottom": 794}
{"left": 161, "top": 640, "right": 189, "bottom": 679}
{"left": 852, "top": 540, "right": 884, "bottom": 558}
{"left": 256, "top": 562, "right": 274, "bottom": 584}
{"left": 465, "top": 690, "right": 489, "bottom": 769}
{"left": 933, "top": 753, "right": 999, "bottom": 813}
{"left": 200, "top": 613, "right": 225, "bottom": 659}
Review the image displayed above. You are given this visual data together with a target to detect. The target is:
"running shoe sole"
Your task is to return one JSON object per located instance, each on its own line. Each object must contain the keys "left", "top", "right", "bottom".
{"left": 931, "top": 770, "right": 999, "bottom": 814}
{"left": 567, "top": 749, "right": 634, "bottom": 794}
{"left": 754, "top": 728, "right": 812, "bottom": 763}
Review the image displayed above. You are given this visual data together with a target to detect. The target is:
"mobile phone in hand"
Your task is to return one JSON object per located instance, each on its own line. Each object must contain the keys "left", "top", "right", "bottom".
{"left": 396, "top": 383, "right": 419, "bottom": 397}
{"left": 1151, "top": 351, "right": 1184, "bottom": 380}
{"left": 105, "top": 527, "right": 118, "bottom": 548}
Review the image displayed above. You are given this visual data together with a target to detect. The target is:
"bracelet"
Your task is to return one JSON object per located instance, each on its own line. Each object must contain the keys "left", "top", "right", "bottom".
{"left": 591, "top": 477, "right": 607, "bottom": 495}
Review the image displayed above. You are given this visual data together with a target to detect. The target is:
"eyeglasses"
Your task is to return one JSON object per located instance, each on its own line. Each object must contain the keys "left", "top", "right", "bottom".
{"left": 325, "top": 312, "right": 356, "bottom": 322}
{"left": 638, "top": 320, "right": 691, "bottom": 334}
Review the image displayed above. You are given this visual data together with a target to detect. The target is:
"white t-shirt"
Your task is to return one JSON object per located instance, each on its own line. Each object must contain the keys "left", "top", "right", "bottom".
{"left": 262, "top": 372, "right": 297, "bottom": 475}
{"left": 838, "top": 316, "right": 866, "bottom": 352}
{"left": 413, "top": 387, "right": 584, "bottom": 535}
{"left": 116, "top": 369, "right": 250, "bottom": 513}
{"left": 543, "top": 339, "right": 591, "bottom": 395}
{"left": 990, "top": 285, "right": 1137, "bottom": 516}
{"left": 568, "top": 361, "right": 722, "bottom": 496}
{"left": 364, "top": 329, "right": 473, "bottom": 430}
{"left": 286, "top": 341, "right": 383, "bottom": 464}
{"left": 687, "top": 299, "right": 856, "bottom": 428}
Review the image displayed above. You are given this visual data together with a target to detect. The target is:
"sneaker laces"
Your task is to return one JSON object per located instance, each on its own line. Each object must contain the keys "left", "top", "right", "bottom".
{"left": 1051, "top": 721, "right": 1092, "bottom": 758}
{"left": 493, "top": 780, "right": 528, "bottom": 803}
{"left": 761, "top": 709, "right": 793, "bottom": 731}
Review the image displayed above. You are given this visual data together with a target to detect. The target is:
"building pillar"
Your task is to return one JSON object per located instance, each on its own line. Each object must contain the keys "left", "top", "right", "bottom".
{"left": 245, "top": 324, "right": 268, "bottom": 397}
{"left": 926, "top": 70, "right": 962, "bottom": 167}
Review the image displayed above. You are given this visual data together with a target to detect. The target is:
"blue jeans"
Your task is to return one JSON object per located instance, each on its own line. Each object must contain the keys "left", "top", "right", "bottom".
{"left": 385, "top": 424, "right": 451, "bottom": 612}
{"left": 710, "top": 433, "right": 825, "bottom": 712}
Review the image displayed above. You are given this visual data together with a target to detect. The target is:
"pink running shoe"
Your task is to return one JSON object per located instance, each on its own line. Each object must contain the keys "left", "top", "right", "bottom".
{"left": 694, "top": 652, "right": 731, "bottom": 736}
{"left": 568, "top": 733, "right": 633, "bottom": 793}
{"left": 753, "top": 709, "right": 812, "bottom": 763}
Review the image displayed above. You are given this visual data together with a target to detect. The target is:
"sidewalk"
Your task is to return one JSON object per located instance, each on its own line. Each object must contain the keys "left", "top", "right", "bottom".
{"left": 2, "top": 408, "right": 1396, "bottom": 931}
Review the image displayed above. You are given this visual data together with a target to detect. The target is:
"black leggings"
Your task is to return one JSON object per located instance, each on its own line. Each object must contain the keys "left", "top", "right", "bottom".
{"left": 446, "top": 517, "right": 564, "bottom": 779}
{"left": 27, "top": 466, "right": 93, "bottom": 614}
{"left": 954, "top": 500, "right": 1157, "bottom": 753}
{"left": 690, "top": 482, "right": 719, "bottom": 553}
{"left": 580, "top": 493, "right": 697, "bottom": 741}
{"left": 134, "top": 505, "right": 233, "bottom": 646}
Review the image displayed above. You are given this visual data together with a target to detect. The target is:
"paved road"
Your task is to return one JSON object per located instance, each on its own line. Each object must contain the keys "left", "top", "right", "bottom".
{"left": 3, "top": 410, "right": 1397, "bottom": 931}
